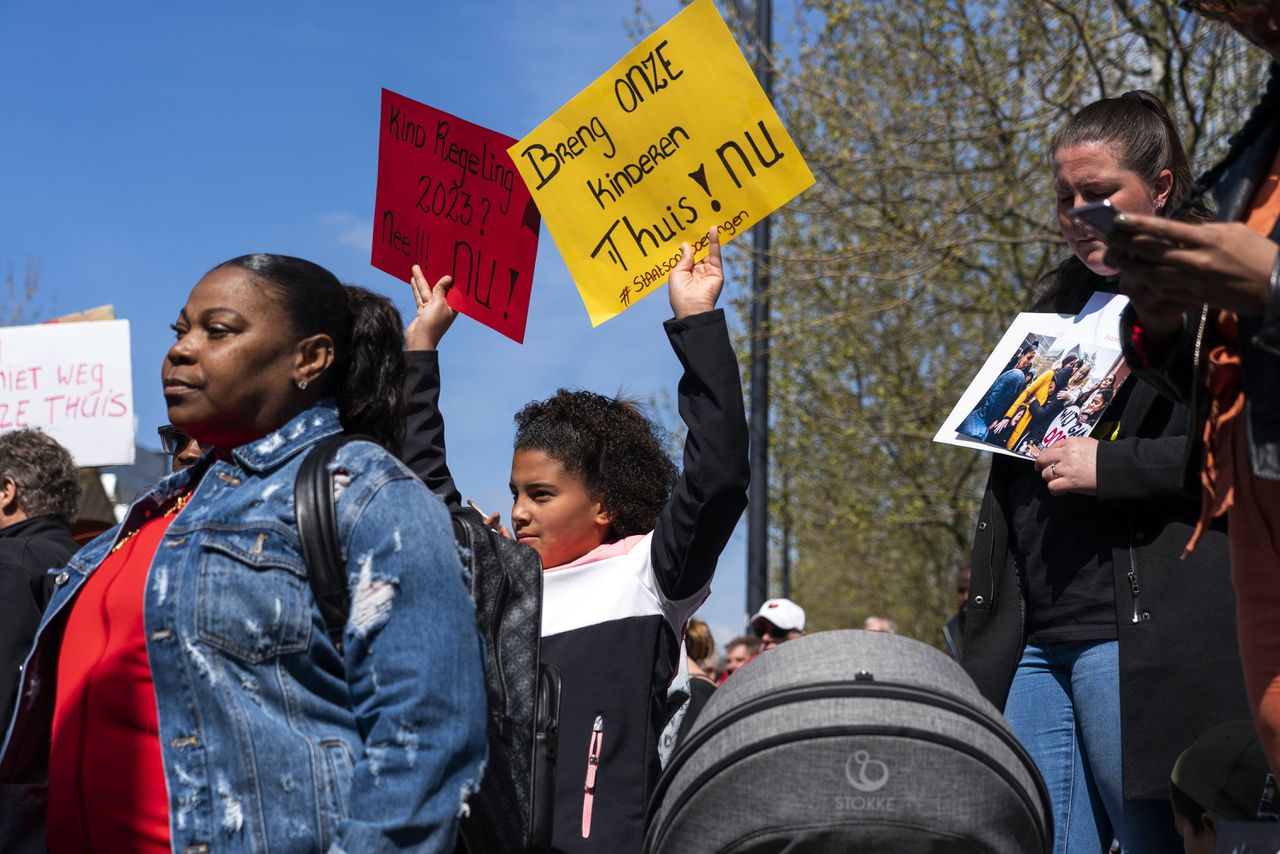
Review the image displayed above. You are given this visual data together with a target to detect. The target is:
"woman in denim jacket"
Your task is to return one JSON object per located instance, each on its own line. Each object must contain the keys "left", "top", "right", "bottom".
{"left": 0, "top": 255, "right": 487, "bottom": 853}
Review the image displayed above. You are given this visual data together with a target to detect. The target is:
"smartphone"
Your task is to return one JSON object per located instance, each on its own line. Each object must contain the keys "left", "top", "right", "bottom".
{"left": 1068, "top": 200, "right": 1120, "bottom": 236}
{"left": 468, "top": 499, "right": 510, "bottom": 537}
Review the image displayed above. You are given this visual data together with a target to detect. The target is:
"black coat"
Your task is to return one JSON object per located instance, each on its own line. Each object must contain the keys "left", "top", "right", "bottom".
{"left": 0, "top": 515, "right": 78, "bottom": 722}
{"left": 962, "top": 377, "right": 1250, "bottom": 800}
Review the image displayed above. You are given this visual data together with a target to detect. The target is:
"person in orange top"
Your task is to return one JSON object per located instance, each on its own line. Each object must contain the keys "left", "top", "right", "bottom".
{"left": 1109, "top": 1, "right": 1280, "bottom": 776}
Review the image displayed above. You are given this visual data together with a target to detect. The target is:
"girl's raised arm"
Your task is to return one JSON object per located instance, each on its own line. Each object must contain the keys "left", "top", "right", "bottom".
{"left": 651, "top": 228, "right": 749, "bottom": 602}
{"left": 401, "top": 267, "right": 466, "bottom": 515}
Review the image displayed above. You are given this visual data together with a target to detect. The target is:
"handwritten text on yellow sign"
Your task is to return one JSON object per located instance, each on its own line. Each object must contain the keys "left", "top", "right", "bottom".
{"left": 510, "top": 0, "right": 814, "bottom": 326}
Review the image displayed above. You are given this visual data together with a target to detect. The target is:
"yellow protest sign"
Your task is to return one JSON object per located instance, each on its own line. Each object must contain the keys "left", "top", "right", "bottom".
{"left": 510, "top": 0, "right": 814, "bottom": 326}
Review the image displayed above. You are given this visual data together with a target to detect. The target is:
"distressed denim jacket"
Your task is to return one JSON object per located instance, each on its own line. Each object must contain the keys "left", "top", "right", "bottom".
{"left": 0, "top": 403, "right": 487, "bottom": 854}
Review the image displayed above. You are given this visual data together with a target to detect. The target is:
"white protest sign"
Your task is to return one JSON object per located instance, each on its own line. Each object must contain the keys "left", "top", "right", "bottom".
{"left": 0, "top": 320, "right": 135, "bottom": 466}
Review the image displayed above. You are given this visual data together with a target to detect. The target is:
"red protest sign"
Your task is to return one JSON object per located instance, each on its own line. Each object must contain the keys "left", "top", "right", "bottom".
{"left": 371, "top": 89, "right": 541, "bottom": 343}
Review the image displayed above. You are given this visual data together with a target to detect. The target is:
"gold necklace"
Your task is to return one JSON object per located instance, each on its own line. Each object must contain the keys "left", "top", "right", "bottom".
{"left": 110, "top": 491, "right": 193, "bottom": 554}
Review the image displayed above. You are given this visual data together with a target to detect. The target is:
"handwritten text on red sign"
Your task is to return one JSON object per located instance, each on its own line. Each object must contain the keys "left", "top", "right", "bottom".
{"left": 371, "top": 89, "right": 541, "bottom": 343}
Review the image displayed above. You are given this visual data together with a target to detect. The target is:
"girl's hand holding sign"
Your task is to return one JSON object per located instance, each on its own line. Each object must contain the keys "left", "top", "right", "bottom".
{"left": 668, "top": 227, "right": 723, "bottom": 318}
{"left": 406, "top": 265, "right": 458, "bottom": 351}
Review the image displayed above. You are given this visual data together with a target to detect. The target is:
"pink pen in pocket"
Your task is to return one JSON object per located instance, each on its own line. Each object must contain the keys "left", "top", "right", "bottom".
{"left": 582, "top": 714, "right": 604, "bottom": 839}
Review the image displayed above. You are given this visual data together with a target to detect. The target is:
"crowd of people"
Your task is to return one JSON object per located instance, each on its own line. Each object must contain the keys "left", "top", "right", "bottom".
{"left": 0, "top": 233, "right": 753, "bottom": 854}
{"left": 0, "top": 1, "right": 1279, "bottom": 852}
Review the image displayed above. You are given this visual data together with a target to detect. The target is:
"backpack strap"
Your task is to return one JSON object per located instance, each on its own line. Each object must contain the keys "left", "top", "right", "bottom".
{"left": 295, "top": 433, "right": 360, "bottom": 654}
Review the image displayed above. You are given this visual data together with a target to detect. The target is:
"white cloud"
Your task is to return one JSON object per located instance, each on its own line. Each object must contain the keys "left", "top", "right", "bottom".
{"left": 320, "top": 211, "right": 372, "bottom": 251}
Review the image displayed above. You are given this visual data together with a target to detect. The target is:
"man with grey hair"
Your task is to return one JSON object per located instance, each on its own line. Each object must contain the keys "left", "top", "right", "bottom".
{"left": 0, "top": 429, "right": 80, "bottom": 719}
{"left": 863, "top": 615, "right": 899, "bottom": 634}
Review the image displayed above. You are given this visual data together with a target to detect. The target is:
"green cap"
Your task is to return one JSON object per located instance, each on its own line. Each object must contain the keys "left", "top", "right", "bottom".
{"left": 1171, "top": 721, "right": 1275, "bottom": 822}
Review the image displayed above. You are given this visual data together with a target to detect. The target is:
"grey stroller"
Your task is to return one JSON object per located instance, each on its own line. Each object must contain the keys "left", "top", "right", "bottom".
{"left": 645, "top": 630, "right": 1051, "bottom": 853}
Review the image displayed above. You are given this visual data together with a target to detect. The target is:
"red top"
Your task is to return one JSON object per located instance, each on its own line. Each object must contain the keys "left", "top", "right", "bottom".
{"left": 48, "top": 513, "right": 177, "bottom": 853}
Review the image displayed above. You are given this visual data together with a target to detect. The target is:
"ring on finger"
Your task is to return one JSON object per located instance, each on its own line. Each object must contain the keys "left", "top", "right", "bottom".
{"left": 1050, "top": 463, "right": 1059, "bottom": 479}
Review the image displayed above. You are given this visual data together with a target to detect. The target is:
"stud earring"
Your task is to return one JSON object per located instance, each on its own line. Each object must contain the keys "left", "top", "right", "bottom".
{"left": 296, "top": 378, "right": 308, "bottom": 390}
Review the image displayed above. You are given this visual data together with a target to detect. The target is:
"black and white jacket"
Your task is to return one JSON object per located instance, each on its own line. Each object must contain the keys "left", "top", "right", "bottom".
{"left": 401, "top": 309, "right": 749, "bottom": 853}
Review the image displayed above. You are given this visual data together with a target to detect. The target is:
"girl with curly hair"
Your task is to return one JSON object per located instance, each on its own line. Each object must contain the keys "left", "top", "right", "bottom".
{"left": 400, "top": 227, "right": 749, "bottom": 853}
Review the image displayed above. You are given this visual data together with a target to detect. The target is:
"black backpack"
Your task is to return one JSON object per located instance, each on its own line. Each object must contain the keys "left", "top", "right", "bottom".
{"left": 294, "top": 434, "right": 561, "bottom": 853}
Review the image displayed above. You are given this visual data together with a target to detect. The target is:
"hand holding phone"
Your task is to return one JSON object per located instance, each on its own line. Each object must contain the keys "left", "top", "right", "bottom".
{"left": 1068, "top": 200, "right": 1121, "bottom": 237}
{"left": 467, "top": 499, "right": 511, "bottom": 539}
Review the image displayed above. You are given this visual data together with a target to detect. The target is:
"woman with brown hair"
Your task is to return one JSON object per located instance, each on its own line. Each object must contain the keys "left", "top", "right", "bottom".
{"left": 963, "top": 93, "right": 1249, "bottom": 854}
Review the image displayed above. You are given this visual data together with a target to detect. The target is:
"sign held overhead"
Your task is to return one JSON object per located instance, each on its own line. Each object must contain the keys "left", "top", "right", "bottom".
{"left": 372, "top": 89, "right": 541, "bottom": 343}
{"left": 510, "top": 0, "right": 814, "bottom": 326}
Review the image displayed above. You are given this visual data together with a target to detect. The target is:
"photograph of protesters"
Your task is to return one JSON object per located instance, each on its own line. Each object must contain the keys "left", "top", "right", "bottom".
{"left": 1027, "top": 388, "right": 1115, "bottom": 459}
{"left": 1079, "top": 366, "right": 1124, "bottom": 407}
{"left": 989, "top": 354, "right": 1078, "bottom": 451}
{"left": 959, "top": 338, "right": 1039, "bottom": 441}
{"left": 1013, "top": 371, "right": 1072, "bottom": 455}
{"left": 1055, "top": 359, "right": 1094, "bottom": 405}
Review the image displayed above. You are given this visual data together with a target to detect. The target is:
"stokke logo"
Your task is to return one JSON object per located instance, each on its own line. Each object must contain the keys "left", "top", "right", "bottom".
{"left": 834, "top": 750, "right": 895, "bottom": 813}
{"left": 845, "top": 750, "right": 890, "bottom": 793}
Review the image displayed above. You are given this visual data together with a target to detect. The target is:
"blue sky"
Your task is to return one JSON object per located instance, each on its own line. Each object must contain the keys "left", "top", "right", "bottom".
{"left": 0, "top": 1, "right": 755, "bottom": 647}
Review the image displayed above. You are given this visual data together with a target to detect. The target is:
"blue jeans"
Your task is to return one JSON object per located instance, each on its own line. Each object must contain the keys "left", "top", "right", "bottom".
{"left": 1005, "top": 641, "right": 1180, "bottom": 854}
